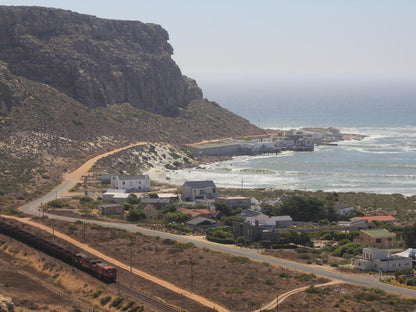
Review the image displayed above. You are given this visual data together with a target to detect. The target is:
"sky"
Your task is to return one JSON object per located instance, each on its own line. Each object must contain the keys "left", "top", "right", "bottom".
{"left": 2, "top": 1, "right": 416, "bottom": 87}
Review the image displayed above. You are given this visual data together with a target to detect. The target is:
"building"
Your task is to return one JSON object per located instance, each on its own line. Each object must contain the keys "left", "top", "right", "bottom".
{"left": 232, "top": 221, "right": 279, "bottom": 243}
{"left": 352, "top": 215, "right": 396, "bottom": 223}
{"left": 238, "top": 209, "right": 292, "bottom": 227}
{"left": 333, "top": 203, "right": 355, "bottom": 216}
{"left": 354, "top": 228, "right": 396, "bottom": 249}
{"left": 177, "top": 208, "right": 212, "bottom": 219}
{"left": 97, "top": 204, "right": 124, "bottom": 216}
{"left": 102, "top": 189, "right": 133, "bottom": 203}
{"left": 186, "top": 216, "right": 217, "bottom": 231}
{"left": 352, "top": 248, "right": 412, "bottom": 272}
{"left": 181, "top": 181, "right": 217, "bottom": 201}
{"left": 110, "top": 175, "right": 150, "bottom": 192}
{"left": 215, "top": 196, "right": 252, "bottom": 210}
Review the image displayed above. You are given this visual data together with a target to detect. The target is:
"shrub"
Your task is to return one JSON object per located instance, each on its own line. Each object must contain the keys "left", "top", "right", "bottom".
{"left": 92, "top": 290, "right": 103, "bottom": 298}
{"left": 111, "top": 297, "right": 124, "bottom": 308}
{"left": 296, "top": 273, "right": 315, "bottom": 282}
{"left": 100, "top": 296, "right": 112, "bottom": 306}
{"left": 47, "top": 199, "right": 66, "bottom": 208}
{"left": 227, "top": 256, "right": 249, "bottom": 264}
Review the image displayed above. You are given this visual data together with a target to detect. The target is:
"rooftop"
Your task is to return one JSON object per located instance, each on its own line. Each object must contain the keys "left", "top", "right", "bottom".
{"left": 361, "top": 228, "right": 396, "bottom": 238}
{"left": 353, "top": 215, "right": 396, "bottom": 222}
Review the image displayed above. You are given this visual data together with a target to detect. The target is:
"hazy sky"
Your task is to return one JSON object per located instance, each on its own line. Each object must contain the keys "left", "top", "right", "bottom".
{"left": 2, "top": 1, "right": 416, "bottom": 85}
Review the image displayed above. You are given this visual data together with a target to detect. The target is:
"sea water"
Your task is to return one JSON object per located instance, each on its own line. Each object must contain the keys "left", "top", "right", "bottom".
{"left": 171, "top": 80, "right": 416, "bottom": 195}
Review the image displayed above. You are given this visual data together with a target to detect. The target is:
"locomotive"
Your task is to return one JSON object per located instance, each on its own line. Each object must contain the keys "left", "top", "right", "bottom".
{"left": 0, "top": 220, "right": 117, "bottom": 283}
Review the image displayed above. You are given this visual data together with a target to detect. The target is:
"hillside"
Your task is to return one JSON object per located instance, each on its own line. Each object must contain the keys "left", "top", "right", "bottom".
{"left": 0, "top": 6, "right": 265, "bottom": 209}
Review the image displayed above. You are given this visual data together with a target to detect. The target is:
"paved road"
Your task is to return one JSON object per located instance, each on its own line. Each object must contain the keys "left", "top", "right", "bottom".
{"left": 17, "top": 144, "right": 416, "bottom": 299}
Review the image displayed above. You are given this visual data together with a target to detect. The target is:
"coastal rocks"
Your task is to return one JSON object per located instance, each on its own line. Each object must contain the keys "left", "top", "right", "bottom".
{"left": 0, "top": 294, "right": 14, "bottom": 312}
{"left": 0, "top": 6, "right": 202, "bottom": 115}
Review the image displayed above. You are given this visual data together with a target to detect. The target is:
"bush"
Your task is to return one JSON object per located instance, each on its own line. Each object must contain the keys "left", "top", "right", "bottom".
{"left": 126, "top": 209, "right": 146, "bottom": 222}
{"left": 111, "top": 297, "right": 124, "bottom": 308}
{"left": 92, "top": 290, "right": 103, "bottom": 298}
{"left": 47, "top": 199, "right": 66, "bottom": 208}
{"left": 100, "top": 296, "right": 112, "bottom": 306}
{"left": 227, "top": 256, "right": 250, "bottom": 264}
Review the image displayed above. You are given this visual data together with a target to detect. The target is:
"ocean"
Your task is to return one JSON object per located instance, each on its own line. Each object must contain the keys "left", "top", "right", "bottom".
{"left": 171, "top": 79, "right": 416, "bottom": 196}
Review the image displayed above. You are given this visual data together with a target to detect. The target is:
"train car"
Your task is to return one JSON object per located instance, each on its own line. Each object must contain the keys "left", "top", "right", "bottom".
{"left": 74, "top": 253, "right": 117, "bottom": 283}
{"left": 0, "top": 221, "right": 116, "bottom": 283}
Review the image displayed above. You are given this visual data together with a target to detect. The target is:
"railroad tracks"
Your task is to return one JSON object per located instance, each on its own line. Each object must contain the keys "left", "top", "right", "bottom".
{"left": 111, "top": 282, "right": 181, "bottom": 312}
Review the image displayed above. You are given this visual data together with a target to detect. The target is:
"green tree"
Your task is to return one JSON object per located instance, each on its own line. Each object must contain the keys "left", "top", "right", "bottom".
{"left": 278, "top": 196, "right": 327, "bottom": 222}
{"left": 164, "top": 211, "right": 191, "bottom": 223}
{"left": 215, "top": 203, "right": 234, "bottom": 217}
{"left": 126, "top": 209, "right": 146, "bottom": 222}
{"left": 403, "top": 223, "right": 416, "bottom": 248}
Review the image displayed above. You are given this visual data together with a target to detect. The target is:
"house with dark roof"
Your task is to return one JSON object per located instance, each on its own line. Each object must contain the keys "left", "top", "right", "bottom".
{"left": 354, "top": 228, "right": 396, "bottom": 249}
{"left": 181, "top": 181, "right": 217, "bottom": 201}
{"left": 215, "top": 196, "right": 252, "bottom": 209}
{"left": 185, "top": 216, "right": 217, "bottom": 230}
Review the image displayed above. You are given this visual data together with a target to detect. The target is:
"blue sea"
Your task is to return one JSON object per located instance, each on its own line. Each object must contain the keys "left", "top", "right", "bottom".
{"left": 171, "top": 79, "right": 416, "bottom": 196}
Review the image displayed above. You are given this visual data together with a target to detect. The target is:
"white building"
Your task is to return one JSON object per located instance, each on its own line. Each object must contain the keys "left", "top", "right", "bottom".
{"left": 110, "top": 175, "right": 150, "bottom": 192}
{"left": 333, "top": 203, "right": 355, "bottom": 216}
{"left": 352, "top": 248, "right": 413, "bottom": 272}
{"left": 238, "top": 209, "right": 292, "bottom": 227}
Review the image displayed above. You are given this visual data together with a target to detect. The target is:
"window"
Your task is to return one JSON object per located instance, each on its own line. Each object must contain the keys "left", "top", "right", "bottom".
{"left": 387, "top": 238, "right": 392, "bottom": 241}
{"left": 375, "top": 239, "right": 381, "bottom": 243}
{"left": 122, "top": 181, "right": 125, "bottom": 185}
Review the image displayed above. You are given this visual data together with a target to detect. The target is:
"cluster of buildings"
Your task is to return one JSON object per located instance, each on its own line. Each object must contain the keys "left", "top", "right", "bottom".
{"left": 185, "top": 128, "right": 349, "bottom": 156}
{"left": 96, "top": 175, "right": 414, "bottom": 273}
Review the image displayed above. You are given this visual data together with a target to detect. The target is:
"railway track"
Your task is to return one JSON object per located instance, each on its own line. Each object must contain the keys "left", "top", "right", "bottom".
{"left": 110, "top": 282, "right": 181, "bottom": 312}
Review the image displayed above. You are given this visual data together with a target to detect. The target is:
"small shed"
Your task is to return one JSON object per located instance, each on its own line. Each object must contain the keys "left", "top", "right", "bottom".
{"left": 97, "top": 204, "right": 124, "bottom": 216}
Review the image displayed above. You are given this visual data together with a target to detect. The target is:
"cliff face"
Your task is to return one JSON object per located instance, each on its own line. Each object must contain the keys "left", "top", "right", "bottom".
{"left": 0, "top": 6, "right": 202, "bottom": 115}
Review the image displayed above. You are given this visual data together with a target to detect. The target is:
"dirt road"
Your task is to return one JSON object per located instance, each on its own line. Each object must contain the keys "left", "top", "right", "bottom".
{"left": 4, "top": 216, "right": 230, "bottom": 312}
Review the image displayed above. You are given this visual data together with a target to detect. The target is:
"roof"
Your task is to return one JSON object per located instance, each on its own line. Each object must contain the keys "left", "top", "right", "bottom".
{"left": 239, "top": 209, "right": 262, "bottom": 218}
{"left": 141, "top": 197, "right": 170, "bottom": 204}
{"left": 361, "top": 228, "right": 396, "bottom": 238}
{"left": 115, "top": 175, "right": 149, "bottom": 181}
{"left": 395, "top": 248, "right": 416, "bottom": 258}
{"left": 183, "top": 180, "right": 216, "bottom": 189}
{"left": 353, "top": 215, "right": 396, "bottom": 222}
{"left": 186, "top": 216, "right": 217, "bottom": 226}
{"left": 98, "top": 204, "right": 123, "bottom": 208}
{"left": 216, "top": 196, "right": 251, "bottom": 200}
{"left": 178, "top": 208, "right": 212, "bottom": 218}
{"left": 333, "top": 203, "right": 354, "bottom": 210}
{"left": 270, "top": 215, "right": 292, "bottom": 221}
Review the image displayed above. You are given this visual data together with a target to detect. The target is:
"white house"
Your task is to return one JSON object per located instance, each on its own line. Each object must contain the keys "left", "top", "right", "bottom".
{"left": 333, "top": 202, "right": 355, "bottom": 216}
{"left": 110, "top": 175, "right": 150, "bottom": 192}
{"left": 352, "top": 248, "right": 413, "bottom": 272}
{"left": 182, "top": 181, "right": 217, "bottom": 201}
{"left": 238, "top": 209, "right": 292, "bottom": 227}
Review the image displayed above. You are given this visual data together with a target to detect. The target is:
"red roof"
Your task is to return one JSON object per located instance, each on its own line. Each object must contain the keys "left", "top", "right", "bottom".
{"left": 178, "top": 208, "right": 212, "bottom": 218}
{"left": 352, "top": 215, "right": 396, "bottom": 222}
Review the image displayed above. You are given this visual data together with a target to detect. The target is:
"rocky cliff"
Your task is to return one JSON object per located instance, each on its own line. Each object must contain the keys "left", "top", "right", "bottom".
{"left": 0, "top": 6, "right": 202, "bottom": 115}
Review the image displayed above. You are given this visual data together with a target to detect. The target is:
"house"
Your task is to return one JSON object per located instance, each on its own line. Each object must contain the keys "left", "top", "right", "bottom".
{"left": 232, "top": 221, "right": 279, "bottom": 243}
{"left": 215, "top": 196, "right": 252, "bottom": 209}
{"left": 238, "top": 209, "right": 292, "bottom": 227}
{"left": 337, "top": 219, "right": 375, "bottom": 231}
{"left": 110, "top": 175, "right": 150, "bottom": 192}
{"left": 102, "top": 189, "right": 133, "bottom": 203}
{"left": 143, "top": 204, "right": 161, "bottom": 220}
{"left": 178, "top": 208, "right": 212, "bottom": 219}
{"left": 97, "top": 204, "right": 124, "bottom": 216}
{"left": 181, "top": 181, "right": 217, "bottom": 201}
{"left": 352, "top": 215, "right": 396, "bottom": 223}
{"left": 354, "top": 228, "right": 396, "bottom": 249}
{"left": 333, "top": 203, "right": 355, "bottom": 216}
{"left": 139, "top": 197, "right": 171, "bottom": 209}
{"left": 352, "top": 248, "right": 412, "bottom": 272}
{"left": 185, "top": 216, "right": 217, "bottom": 231}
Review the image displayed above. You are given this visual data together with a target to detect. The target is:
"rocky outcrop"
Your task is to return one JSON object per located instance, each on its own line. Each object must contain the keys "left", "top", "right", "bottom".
{"left": 0, "top": 294, "right": 14, "bottom": 312}
{"left": 0, "top": 6, "right": 202, "bottom": 115}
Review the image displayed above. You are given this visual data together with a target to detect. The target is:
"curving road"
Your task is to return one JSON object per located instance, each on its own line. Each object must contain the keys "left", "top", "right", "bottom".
{"left": 17, "top": 142, "right": 416, "bottom": 300}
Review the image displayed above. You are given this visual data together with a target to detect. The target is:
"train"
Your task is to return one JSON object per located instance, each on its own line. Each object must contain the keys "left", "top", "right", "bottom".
{"left": 0, "top": 220, "right": 117, "bottom": 283}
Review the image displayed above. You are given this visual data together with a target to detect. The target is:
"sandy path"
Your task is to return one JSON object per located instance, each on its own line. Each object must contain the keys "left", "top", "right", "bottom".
{"left": 4, "top": 216, "right": 230, "bottom": 312}
{"left": 63, "top": 142, "right": 147, "bottom": 183}
{"left": 254, "top": 280, "right": 341, "bottom": 312}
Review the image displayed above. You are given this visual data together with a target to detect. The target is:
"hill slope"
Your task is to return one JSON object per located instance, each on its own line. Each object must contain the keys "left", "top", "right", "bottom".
{"left": 0, "top": 6, "right": 265, "bottom": 209}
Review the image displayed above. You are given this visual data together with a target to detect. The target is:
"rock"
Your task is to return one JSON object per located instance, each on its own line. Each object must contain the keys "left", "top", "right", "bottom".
{"left": 0, "top": 6, "right": 202, "bottom": 115}
{"left": 0, "top": 294, "right": 14, "bottom": 312}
